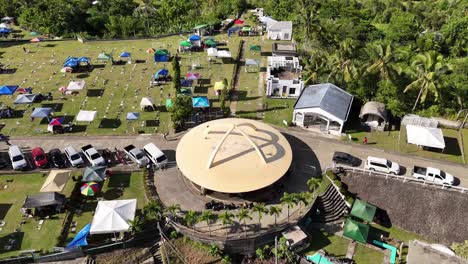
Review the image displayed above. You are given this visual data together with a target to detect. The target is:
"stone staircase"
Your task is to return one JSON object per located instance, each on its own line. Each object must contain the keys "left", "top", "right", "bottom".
{"left": 150, "top": 241, "right": 163, "bottom": 264}
{"left": 310, "top": 185, "right": 348, "bottom": 223}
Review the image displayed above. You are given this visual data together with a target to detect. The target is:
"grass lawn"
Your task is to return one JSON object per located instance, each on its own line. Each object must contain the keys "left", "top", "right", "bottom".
{"left": 64, "top": 171, "right": 147, "bottom": 245}
{"left": 303, "top": 228, "right": 349, "bottom": 258}
{"left": 352, "top": 243, "right": 384, "bottom": 264}
{"left": 0, "top": 173, "right": 75, "bottom": 258}
{"left": 346, "top": 121, "right": 467, "bottom": 164}
{"left": 0, "top": 32, "right": 241, "bottom": 136}
{"left": 262, "top": 98, "right": 295, "bottom": 127}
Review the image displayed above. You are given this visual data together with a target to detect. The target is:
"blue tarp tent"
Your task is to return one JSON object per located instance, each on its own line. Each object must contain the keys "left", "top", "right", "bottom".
{"left": 31, "top": 107, "right": 52, "bottom": 118}
{"left": 0, "top": 85, "right": 18, "bottom": 95}
{"left": 0, "top": 28, "right": 11, "bottom": 34}
{"left": 64, "top": 57, "right": 78, "bottom": 68}
{"left": 14, "top": 94, "right": 36, "bottom": 104}
{"left": 66, "top": 223, "right": 91, "bottom": 250}
{"left": 189, "top": 35, "right": 201, "bottom": 41}
{"left": 228, "top": 27, "right": 240, "bottom": 33}
{"left": 120, "top": 52, "right": 131, "bottom": 58}
{"left": 154, "top": 49, "right": 169, "bottom": 62}
{"left": 77, "top": 57, "right": 91, "bottom": 64}
{"left": 180, "top": 79, "right": 193, "bottom": 87}
{"left": 154, "top": 69, "right": 168, "bottom": 78}
{"left": 126, "top": 112, "right": 139, "bottom": 120}
{"left": 192, "top": 96, "right": 209, "bottom": 108}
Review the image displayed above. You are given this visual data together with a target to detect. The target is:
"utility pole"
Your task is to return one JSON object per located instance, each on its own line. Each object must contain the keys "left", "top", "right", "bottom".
{"left": 275, "top": 236, "right": 278, "bottom": 264}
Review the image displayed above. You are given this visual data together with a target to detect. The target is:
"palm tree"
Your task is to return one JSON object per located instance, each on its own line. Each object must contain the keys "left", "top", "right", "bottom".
{"left": 166, "top": 203, "right": 181, "bottom": 220}
{"left": 142, "top": 201, "right": 163, "bottom": 221}
{"left": 200, "top": 210, "right": 216, "bottom": 236}
{"left": 252, "top": 203, "right": 268, "bottom": 228}
{"left": 404, "top": 51, "right": 451, "bottom": 111}
{"left": 307, "top": 177, "right": 320, "bottom": 193}
{"left": 327, "top": 39, "right": 359, "bottom": 86}
{"left": 237, "top": 208, "right": 252, "bottom": 237}
{"left": 296, "top": 192, "right": 313, "bottom": 213}
{"left": 280, "top": 192, "right": 298, "bottom": 223}
{"left": 183, "top": 210, "right": 198, "bottom": 228}
{"left": 365, "top": 42, "right": 402, "bottom": 80}
{"left": 269, "top": 206, "right": 282, "bottom": 227}
{"left": 129, "top": 215, "right": 144, "bottom": 235}
{"left": 219, "top": 211, "right": 234, "bottom": 238}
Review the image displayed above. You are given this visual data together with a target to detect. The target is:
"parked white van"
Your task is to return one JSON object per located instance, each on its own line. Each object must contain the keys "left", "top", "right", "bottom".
{"left": 9, "top": 145, "right": 27, "bottom": 170}
{"left": 364, "top": 156, "right": 400, "bottom": 175}
{"left": 143, "top": 143, "right": 168, "bottom": 168}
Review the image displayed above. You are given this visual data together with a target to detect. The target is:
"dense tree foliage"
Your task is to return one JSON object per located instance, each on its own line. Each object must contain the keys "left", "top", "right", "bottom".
{"left": 252, "top": 0, "right": 467, "bottom": 118}
{"left": 0, "top": 0, "right": 245, "bottom": 38}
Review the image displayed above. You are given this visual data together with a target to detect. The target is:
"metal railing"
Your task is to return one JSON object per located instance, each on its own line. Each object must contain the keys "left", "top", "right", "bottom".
{"left": 337, "top": 165, "right": 468, "bottom": 194}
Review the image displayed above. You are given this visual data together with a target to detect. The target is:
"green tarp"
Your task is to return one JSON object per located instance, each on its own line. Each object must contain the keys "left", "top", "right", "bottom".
{"left": 350, "top": 199, "right": 376, "bottom": 222}
{"left": 155, "top": 49, "right": 168, "bottom": 55}
{"left": 97, "top": 53, "right": 113, "bottom": 61}
{"left": 193, "top": 24, "right": 208, "bottom": 30}
{"left": 242, "top": 26, "right": 252, "bottom": 32}
{"left": 180, "top": 41, "right": 192, "bottom": 47}
{"left": 165, "top": 98, "right": 172, "bottom": 110}
{"left": 249, "top": 45, "right": 261, "bottom": 51}
{"left": 343, "top": 218, "right": 369, "bottom": 244}
{"left": 205, "top": 39, "right": 217, "bottom": 46}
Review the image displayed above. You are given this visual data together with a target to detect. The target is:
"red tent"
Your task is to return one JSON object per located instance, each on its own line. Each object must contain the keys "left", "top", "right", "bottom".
{"left": 30, "top": 37, "right": 42, "bottom": 43}
{"left": 49, "top": 117, "right": 64, "bottom": 126}
{"left": 234, "top": 19, "right": 244, "bottom": 25}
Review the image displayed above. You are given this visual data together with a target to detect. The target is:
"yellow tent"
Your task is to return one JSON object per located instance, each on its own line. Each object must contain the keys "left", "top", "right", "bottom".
{"left": 214, "top": 81, "right": 226, "bottom": 92}
{"left": 40, "top": 170, "right": 71, "bottom": 193}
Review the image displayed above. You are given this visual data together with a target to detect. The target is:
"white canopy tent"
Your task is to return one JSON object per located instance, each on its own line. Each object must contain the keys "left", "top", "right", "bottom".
{"left": 207, "top": 47, "right": 218, "bottom": 57}
{"left": 90, "top": 199, "right": 137, "bottom": 234}
{"left": 66, "top": 80, "right": 86, "bottom": 91}
{"left": 140, "top": 97, "right": 155, "bottom": 110}
{"left": 76, "top": 110, "right": 97, "bottom": 122}
{"left": 216, "top": 50, "right": 232, "bottom": 58}
{"left": 406, "top": 125, "right": 445, "bottom": 149}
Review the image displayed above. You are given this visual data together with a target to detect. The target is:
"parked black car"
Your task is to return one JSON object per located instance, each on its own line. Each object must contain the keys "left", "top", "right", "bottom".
{"left": 49, "top": 148, "right": 67, "bottom": 168}
{"left": 332, "top": 151, "right": 361, "bottom": 167}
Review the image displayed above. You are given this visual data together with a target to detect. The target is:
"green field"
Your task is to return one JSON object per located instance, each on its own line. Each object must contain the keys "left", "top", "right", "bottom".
{"left": 0, "top": 173, "right": 75, "bottom": 257}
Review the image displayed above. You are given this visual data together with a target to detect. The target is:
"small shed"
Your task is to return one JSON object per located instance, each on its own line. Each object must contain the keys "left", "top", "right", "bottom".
{"left": 359, "top": 101, "right": 388, "bottom": 131}
{"left": 245, "top": 59, "right": 260, "bottom": 72}
{"left": 193, "top": 24, "right": 208, "bottom": 36}
{"left": 282, "top": 225, "right": 309, "bottom": 252}
{"left": 267, "top": 21, "right": 292, "bottom": 40}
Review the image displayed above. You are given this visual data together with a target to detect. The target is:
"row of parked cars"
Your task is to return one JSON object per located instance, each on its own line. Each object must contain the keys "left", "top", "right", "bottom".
{"left": 332, "top": 151, "right": 455, "bottom": 185}
{"left": 7, "top": 143, "right": 168, "bottom": 170}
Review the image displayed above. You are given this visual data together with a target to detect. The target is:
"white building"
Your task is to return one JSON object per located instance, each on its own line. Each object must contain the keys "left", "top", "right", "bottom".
{"left": 293, "top": 83, "right": 354, "bottom": 135}
{"left": 267, "top": 21, "right": 292, "bottom": 40}
{"left": 266, "top": 56, "right": 304, "bottom": 98}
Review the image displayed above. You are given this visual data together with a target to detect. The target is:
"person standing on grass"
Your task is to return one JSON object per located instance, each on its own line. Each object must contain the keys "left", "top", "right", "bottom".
{"left": 363, "top": 136, "right": 368, "bottom": 144}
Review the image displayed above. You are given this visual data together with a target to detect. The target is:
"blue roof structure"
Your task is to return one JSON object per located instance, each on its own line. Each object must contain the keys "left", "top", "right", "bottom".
{"left": 66, "top": 223, "right": 91, "bottom": 250}
{"left": 192, "top": 96, "right": 209, "bottom": 108}
{"left": 120, "top": 52, "right": 131, "bottom": 58}
{"left": 126, "top": 112, "right": 139, "bottom": 120}
{"left": 77, "top": 57, "right": 91, "bottom": 63}
{"left": 189, "top": 35, "right": 201, "bottom": 41}
{"left": 0, "top": 85, "right": 18, "bottom": 95}
{"left": 154, "top": 69, "right": 169, "bottom": 78}
{"left": 180, "top": 79, "right": 193, "bottom": 87}
{"left": 0, "top": 28, "right": 11, "bottom": 34}
{"left": 294, "top": 83, "right": 354, "bottom": 121}
{"left": 31, "top": 107, "right": 52, "bottom": 118}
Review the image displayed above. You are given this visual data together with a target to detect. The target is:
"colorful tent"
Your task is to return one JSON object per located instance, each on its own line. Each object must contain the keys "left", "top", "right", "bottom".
{"left": 192, "top": 96, "right": 210, "bottom": 108}
{"left": 66, "top": 223, "right": 91, "bottom": 249}
{"left": 119, "top": 52, "right": 131, "bottom": 58}
{"left": 64, "top": 59, "right": 78, "bottom": 68}
{"left": 350, "top": 199, "right": 377, "bottom": 222}
{"left": 40, "top": 170, "right": 71, "bottom": 193}
{"left": 81, "top": 182, "right": 100, "bottom": 196}
{"left": 179, "top": 41, "right": 192, "bottom": 47}
{"left": 154, "top": 69, "right": 169, "bottom": 78}
{"left": 186, "top": 72, "right": 200, "bottom": 80}
{"left": 90, "top": 199, "right": 137, "bottom": 234}
{"left": 234, "top": 19, "right": 244, "bottom": 25}
{"left": 343, "top": 218, "right": 369, "bottom": 244}
{"left": 49, "top": 117, "right": 64, "bottom": 126}
{"left": 30, "top": 37, "right": 42, "bottom": 43}
{"left": 205, "top": 39, "right": 217, "bottom": 47}
{"left": 14, "top": 94, "right": 37, "bottom": 104}
{"left": 82, "top": 166, "right": 107, "bottom": 182}
{"left": 97, "top": 52, "right": 113, "bottom": 61}
{"left": 154, "top": 49, "right": 169, "bottom": 62}
{"left": 29, "top": 32, "right": 39, "bottom": 36}
{"left": 31, "top": 107, "right": 52, "bottom": 118}
{"left": 0, "top": 85, "right": 18, "bottom": 95}
{"left": 249, "top": 45, "right": 261, "bottom": 51}
{"left": 126, "top": 112, "right": 139, "bottom": 121}
{"left": 146, "top": 48, "right": 155, "bottom": 54}
{"left": 77, "top": 57, "right": 91, "bottom": 64}
{"left": 188, "top": 35, "right": 201, "bottom": 41}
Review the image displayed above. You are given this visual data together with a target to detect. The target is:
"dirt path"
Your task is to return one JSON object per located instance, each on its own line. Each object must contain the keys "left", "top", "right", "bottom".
{"left": 229, "top": 40, "right": 245, "bottom": 115}
{"left": 256, "top": 71, "right": 265, "bottom": 119}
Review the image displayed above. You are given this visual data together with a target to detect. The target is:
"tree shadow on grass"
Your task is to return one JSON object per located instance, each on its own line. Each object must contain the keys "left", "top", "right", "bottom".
{"left": 103, "top": 188, "right": 123, "bottom": 200}
{"left": 441, "top": 137, "right": 461, "bottom": 156}
{"left": 87, "top": 89, "right": 104, "bottom": 97}
{"left": 42, "top": 103, "right": 63, "bottom": 112}
{"left": 108, "top": 173, "right": 131, "bottom": 188}
{"left": 0, "top": 204, "right": 12, "bottom": 220}
{"left": 0, "top": 232, "right": 24, "bottom": 253}
{"left": 99, "top": 118, "right": 121, "bottom": 129}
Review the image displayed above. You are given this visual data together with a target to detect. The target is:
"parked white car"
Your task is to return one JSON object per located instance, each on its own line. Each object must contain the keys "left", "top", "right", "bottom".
{"left": 64, "top": 146, "right": 84, "bottom": 167}
{"left": 8, "top": 145, "right": 27, "bottom": 170}
{"left": 364, "top": 156, "right": 400, "bottom": 175}
{"left": 412, "top": 166, "right": 455, "bottom": 185}
{"left": 81, "top": 144, "right": 105, "bottom": 166}
{"left": 143, "top": 143, "right": 168, "bottom": 168}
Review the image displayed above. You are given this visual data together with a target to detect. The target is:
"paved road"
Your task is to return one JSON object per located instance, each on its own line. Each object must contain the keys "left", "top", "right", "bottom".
{"left": 3, "top": 128, "right": 467, "bottom": 187}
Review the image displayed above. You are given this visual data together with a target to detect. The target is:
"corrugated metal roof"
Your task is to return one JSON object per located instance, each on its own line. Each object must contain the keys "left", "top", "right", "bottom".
{"left": 294, "top": 83, "right": 354, "bottom": 121}
{"left": 267, "top": 21, "right": 292, "bottom": 31}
